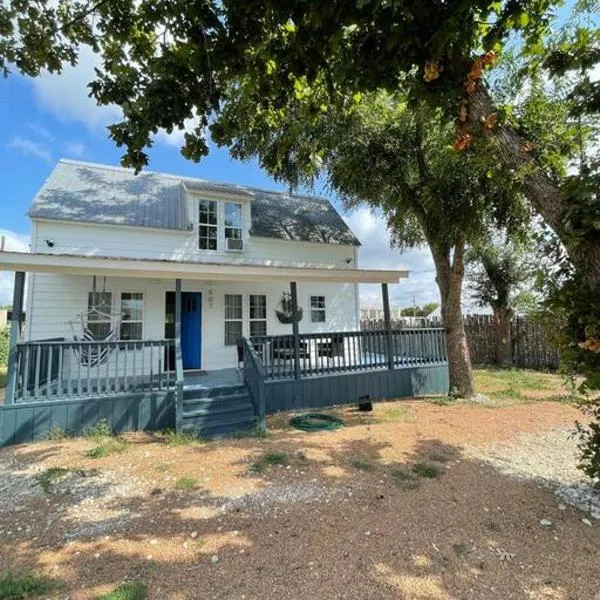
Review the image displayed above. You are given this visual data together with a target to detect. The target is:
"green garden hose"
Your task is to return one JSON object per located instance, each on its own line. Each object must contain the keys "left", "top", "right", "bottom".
{"left": 289, "top": 413, "right": 344, "bottom": 432}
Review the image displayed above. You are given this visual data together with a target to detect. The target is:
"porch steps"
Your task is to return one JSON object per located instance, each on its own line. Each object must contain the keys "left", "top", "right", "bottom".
{"left": 181, "top": 383, "right": 258, "bottom": 437}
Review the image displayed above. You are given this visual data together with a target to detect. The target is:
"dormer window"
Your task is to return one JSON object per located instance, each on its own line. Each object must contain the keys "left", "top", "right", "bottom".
{"left": 198, "top": 199, "right": 217, "bottom": 250}
{"left": 224, "top": 202, "right": 242, "bottom": 243}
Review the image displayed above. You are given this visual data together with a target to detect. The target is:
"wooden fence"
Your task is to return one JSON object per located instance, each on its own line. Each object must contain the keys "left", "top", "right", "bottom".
{"left": 361, "top": 314, "right": 560, "bottom": 370}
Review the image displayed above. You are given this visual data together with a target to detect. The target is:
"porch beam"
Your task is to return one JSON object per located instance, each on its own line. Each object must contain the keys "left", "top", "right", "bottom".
{"left": 290, "top": 281, "right": 301, "bottom": 381}
{"left": 174, "top": 278, "right": 184, "bottom": 431}
{"left": 382, "top": 282, "right": 394, "bottom": 370}
{"left": 5, "top": 271, "right": 25, "bottom": 405}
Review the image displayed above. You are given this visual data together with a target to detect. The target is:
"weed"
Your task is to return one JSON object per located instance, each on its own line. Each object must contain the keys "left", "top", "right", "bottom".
{"left": 46, "top": 426, "right": 71, "bottom": 441}
{"left": 85, "top": 437, "right": 127, "bottom": 459}
{"left": 249, "top": 450, "right": 289, "bottom": 473}
{"left": 295, "top": 451, "right": 309, "bottom": 464}
{"left": 94, "top": 581, "right": 147, "bottom": 600}
{"left": 84, "top": 419, "right": 113, "bottom": 439}
{"left": 426, "top": 396, "right": 452, "bottom": 406}
{"left": 390, "top": 468, "right": 419, "bottom": 489}
{"left": 175, "top": 476, "right": 199, "bottom": 490}
{"left": 351, "top": 457, "right": 375, "bottom": 471}
{"left": 452, "top": 543, "right": 469, "bottom": 557}
{"left": 164, "top": 429, "right": 203, "bottom": 446}
{"left": 0, "top": 569, "right": 63, "bottom": 599}
{"left": 34, "top": 467, "right": 90, "bottom": 493}
{"left": 484, "top": 521, "right": 501, "bottom": 532}
{"left": 427, "top": 452, "right": 451, "bottom": 463}
{"left": 412, "top": 462, "right": 441, "bottom": 478}
{"left": 155, "top": 462, "right": 171, "bottom": 472}
{"left": 230, "top": 428, "right": 269, "bottom": 440}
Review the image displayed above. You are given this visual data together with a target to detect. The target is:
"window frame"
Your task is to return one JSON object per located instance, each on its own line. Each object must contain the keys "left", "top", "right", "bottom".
{"left": 198, "top": 198, "right": 218, "bottom": 251}
{"left": 119, "top": 292, "right": 144, "bottom": 341}
{"left": 310, "top": 295, "right": 327, "bottom": 323}
{"left": 249, "top": 294, "right": 267, "bottom": 338}
{"left": 223, "top": 201, "right": 243, "bottom": 242}
{"left": 224, "top": 293, "right": 243, "bottom": 346}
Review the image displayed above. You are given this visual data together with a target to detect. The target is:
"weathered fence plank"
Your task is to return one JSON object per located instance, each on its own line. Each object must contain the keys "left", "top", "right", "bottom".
{"left": 361, "top": 315, "right": 559, "bottom": 370}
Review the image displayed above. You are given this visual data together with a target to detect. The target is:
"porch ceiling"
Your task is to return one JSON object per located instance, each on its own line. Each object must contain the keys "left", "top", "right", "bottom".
{"left": 0, "top": 251, "right": 408, "bottom": 284}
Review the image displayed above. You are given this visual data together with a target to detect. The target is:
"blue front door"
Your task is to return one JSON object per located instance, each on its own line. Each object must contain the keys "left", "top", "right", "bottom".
{"left": 181, "top": 292, "right": 202, "bottom": 370}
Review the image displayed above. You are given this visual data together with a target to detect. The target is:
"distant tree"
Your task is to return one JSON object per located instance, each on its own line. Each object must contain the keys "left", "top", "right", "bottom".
{"left": 401, "top": 303, "right": 440, "bottom": 318}
{"left": 466, "top": 233, "right": 537, "bottom": 366}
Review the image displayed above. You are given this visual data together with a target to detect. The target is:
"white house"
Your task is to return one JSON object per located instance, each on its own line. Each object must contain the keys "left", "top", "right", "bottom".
{"left": 0, "top": 159, "right": 449, "bottom": 444}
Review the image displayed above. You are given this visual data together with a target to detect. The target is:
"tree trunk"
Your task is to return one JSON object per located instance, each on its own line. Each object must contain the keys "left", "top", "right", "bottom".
{"left": 493, "top": 306, "right": 514, "bottom": 367}
{"left": 431, "top": 239, "right": 475, "bottom": 398}
{"left": 468, "top": 84, "right": 600, "bottom": 286}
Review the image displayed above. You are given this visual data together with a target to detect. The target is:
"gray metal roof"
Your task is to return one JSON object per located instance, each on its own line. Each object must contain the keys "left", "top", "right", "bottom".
{"left": 29, "top": 160, "right": 360, "bottom": 245}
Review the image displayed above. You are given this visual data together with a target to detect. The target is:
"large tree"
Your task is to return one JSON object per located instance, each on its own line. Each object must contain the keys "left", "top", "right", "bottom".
{"left": 214, "top": 91, "right": 525, "bottom": 396}
{"left": 3, "top": 1, "right": 596, "bottom": 285}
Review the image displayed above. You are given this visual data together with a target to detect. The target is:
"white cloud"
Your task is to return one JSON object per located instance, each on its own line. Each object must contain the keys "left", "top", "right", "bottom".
{"left": 30, "top": 46, "right": 121, "bottom": 129}
{"left": 6, "top": 136, "right": 52, "bottom": 163}
{"left": 342, "top": 208, "right": 439, "bottom": 309}
{"left": 65, "top": 141, "right": 86, "bottom": 157}
{"left": 0, "top": 230, "right": 30, "bottom": 305}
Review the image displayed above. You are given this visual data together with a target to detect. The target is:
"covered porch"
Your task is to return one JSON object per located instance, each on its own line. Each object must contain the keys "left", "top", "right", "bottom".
{"left": 0, "top": 251, "right": 448, "bottom": 444}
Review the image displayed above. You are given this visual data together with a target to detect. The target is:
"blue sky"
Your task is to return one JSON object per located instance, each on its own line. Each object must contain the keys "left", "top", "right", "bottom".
{"left": 0, "top": 46, "right": 445, "bottom": 309}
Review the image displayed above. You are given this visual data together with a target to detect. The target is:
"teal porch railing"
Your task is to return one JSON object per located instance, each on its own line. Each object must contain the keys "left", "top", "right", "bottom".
{"left": 10, "top": 339, "right": 177, "bottom": 403}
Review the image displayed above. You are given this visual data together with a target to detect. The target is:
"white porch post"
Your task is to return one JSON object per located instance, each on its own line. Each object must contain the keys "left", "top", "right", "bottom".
{"left": 290, "top": 281, "right": 301, "bottom": 381}
{"left": 382, "top": 282, "right": 394, "bottom": 370}
{"left": 5, "top": 271, "right": 25, "bottom": 405}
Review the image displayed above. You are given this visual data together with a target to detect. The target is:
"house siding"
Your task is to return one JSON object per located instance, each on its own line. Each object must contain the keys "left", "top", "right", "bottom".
{"left": 25, "top": 273, "right": 359, "bottom": 371}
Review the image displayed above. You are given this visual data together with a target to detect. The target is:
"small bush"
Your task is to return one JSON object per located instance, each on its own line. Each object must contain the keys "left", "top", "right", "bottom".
{"left": 94, "top": 581, "right": 147, "bottom": 600}
{"left": 573, "top": 401, "right": 600, "bottom": 484}
{"left": 175, "top": 476, "right": 199, "bottom": 490}
{"left": 249, "top": 450, "right": 289, "bottom": 474}
{"left": 0, "top": 327, "right": 9, "bottom": 370}
{"left": 84, "top": 419, "right": 113, "bottom": 439}
{"left": 412, "top": 462, "right": 441, "bottom": 478}
{"left": 34, "top": 467, "right": 92, "bottom": 493}
{"left": 46, "top": 426, "right": 71, "bottom": 441}
{"left": 0, "top": 569, "right": 63, "bottom": 599}
{"left": 85, "top": 438, "right": 127, "bottom": 459}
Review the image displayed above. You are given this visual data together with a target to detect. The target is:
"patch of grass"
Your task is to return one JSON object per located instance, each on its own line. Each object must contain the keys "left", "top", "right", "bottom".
{"left": 34, "top": 467, "right": 88, "bottom": 493}
{"left": 377, "top": 405, "right": 408, "bottom": 422}
{"left": 295, "top": 451, "right": 309, "bottom": 464}
{"left": 0, "top": 569, "right": 63, "bottom": 599}
{"left": 94, "top": 581, "right": 147, "bottom": 600}
{"left": 249, "top": 450, "right": 289, "bottom": 474}
{"left": 85, "top": 437, "right": 128, "bottom": 459}
{"left": 452, "top": 543, "right": 469, "bottom": 557}
{"left": 175, "top": 476, "right": 199, "bottom": 490}
{"left": 0, "top": 366, "right": 6, "bottom": 389}
{"left": 351, "top": 456, "right": 375, "bottom": 471}
{"left": 412, "top": 462, "right": 441, "bottom": 478}
{"left": 46, "top": 425, "right": 71, "bottom": 441}
{"left": 484, "top": 520, "right": 501, "bottom": 532}
{"left": 426, "top": 451, "right": 451, "bottom": 463}
{"left": 390, "top": 468, "right": 420, "bottom": 489}
{"left": 84, "top": 419, "right": 113, "bottom": 440}
{"left": 163, "top": 429, "right": 204, "bottom": 446}
{"left": 425, "top": 395, "right": 452, "bottom": 406}
{"left": 154, "top": 462, "right": 171, "bottom": 472}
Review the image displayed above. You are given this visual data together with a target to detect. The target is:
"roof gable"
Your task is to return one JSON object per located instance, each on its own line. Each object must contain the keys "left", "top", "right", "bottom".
{"left": 28, "top": 160, "right": 360, "bottom": 246}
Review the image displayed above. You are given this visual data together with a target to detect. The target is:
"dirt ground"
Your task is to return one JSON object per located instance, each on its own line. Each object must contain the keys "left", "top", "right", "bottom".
{"left": 1, "top": 386, "right": 599, "bottom": 599}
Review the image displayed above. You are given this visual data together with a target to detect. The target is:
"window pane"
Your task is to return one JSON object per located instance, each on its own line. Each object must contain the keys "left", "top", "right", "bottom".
{"left": 311, "top": 310, "right": 326, "bottom": 323}
{"left": 311, "top": 296, "right": 325, "bottom": 309}
{"left": 88, "top": 322, "right": 112, "bottom": 340}
{"left": 224, "top": 227, "right": 242, "bottom": 239}
{"left": 120, "top": 322, "right": 142, "bottom": 341}
{"left": 121, "top": 293, "right": 144, "bottom": 321}
{"left": 199, "top": 199, "right": 217, "bottom": 225}
{"left": 224, "top": 321, "right": 243, "bottom": 346}
{"left": 224, "top": 202, "right": 242, "bottom": 228}
{"left": 250, "top": 295, "right": 266, "bottom": 319}
{"left": 225, "top": 294, "right": 242, "bottom": 319}
{"left": 250, "top": 320, "right": 267, "bottom": 337}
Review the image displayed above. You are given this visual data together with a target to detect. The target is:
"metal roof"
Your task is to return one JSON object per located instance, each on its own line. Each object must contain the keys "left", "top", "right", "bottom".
{"left": 28, "top": 160, "right": 360, "bottom": 246}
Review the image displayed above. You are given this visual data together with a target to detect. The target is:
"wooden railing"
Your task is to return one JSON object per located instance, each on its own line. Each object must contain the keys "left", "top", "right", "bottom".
{"left": 250, "top": 328, "right": 447, "bottom": 380}
{"left": 242, "top": 337, "right": 266, "bottom": 429}
{"left": 12, "top": 339, "right": 177, "bottom": 403}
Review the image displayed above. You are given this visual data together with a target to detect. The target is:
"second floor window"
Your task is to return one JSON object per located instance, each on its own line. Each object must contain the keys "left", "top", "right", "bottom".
{"left": 199, "top": 199, "right": 217, "bottom": 250}
{"left": 224, "top": 202, "right": 242, "bottom": 241}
